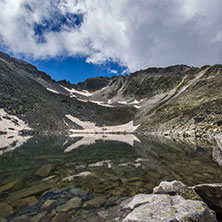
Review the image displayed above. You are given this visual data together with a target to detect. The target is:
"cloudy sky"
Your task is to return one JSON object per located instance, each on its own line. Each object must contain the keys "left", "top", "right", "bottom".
{"left": 0, "top": 0, "right": 222, "bottom": 83}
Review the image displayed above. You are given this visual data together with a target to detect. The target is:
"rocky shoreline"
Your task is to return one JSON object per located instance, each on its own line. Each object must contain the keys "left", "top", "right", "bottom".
{"left": 100, "top": 180, "right": 222, "bottom": 222}
{"left": 1, "top": 180, "right": 222, "bottom": 222}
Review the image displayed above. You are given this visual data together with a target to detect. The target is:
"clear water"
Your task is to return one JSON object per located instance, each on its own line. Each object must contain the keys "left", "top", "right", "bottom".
{"left": 0, "top": 134, "right": 222, "bottom": 221}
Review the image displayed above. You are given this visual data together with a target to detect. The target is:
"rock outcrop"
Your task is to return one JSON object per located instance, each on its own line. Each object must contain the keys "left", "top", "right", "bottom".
{"left": 213, "top": 134, "right": 222, "bottom": 166}
{"left": 193, "top": 183, "right": 222, "bottom": 219}
{"left": 99, "top": 194, "right": 217, "bottom": 222}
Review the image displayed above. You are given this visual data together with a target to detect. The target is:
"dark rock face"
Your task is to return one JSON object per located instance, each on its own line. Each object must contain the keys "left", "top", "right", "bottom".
{"left": 76, "top": 76, "right": 110, "bottom": 91}
{"left": 193, "top": 183, "right": 222, "bottom": 219}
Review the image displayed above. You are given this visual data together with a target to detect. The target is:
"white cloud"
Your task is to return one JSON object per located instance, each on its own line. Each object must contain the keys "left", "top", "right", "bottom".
{"left": 0, "top": 0, "right": 222, "bottom": 71}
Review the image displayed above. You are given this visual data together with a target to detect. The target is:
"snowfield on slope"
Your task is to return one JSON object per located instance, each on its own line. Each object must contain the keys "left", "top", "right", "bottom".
{"left": 65, "top": 114, "right": 140, "bottom": 133}
{"left": 47, "top": 88, "right": 59, "bottom": 94}
{"left": 0, "top": 109, "right": 32, "bottom": 133}
{"left": 62, "top": 86, "right": 93, "bottom": 97}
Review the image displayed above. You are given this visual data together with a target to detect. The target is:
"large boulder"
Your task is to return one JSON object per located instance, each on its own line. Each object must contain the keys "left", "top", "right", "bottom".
{"left": 213, "top": 134, "right": 222, "bottom": 166}
{"left": 193, "top": 183, "right": 222, "bottom": 218}
{"left": 99, "top": 194, "right": 217, "bottom": 222}
{"left": 153, "top": 180, "right": 186, "bottom": 194}
{"left": 153, "top": 180, "right": 201, "bottom": 201}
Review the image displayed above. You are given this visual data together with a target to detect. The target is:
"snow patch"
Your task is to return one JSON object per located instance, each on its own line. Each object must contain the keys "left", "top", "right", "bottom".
{"left": 90, "top": 100, "right": 114, "bottom": 107}
{"left": 66, "top": 115, "right": 95, "bottom": 129}
{"left": 0, "top": 109, "right": 32, "bottom": 133}
{"left": 0, "top": 58, "right": 8, "bottom": 64}
{"left": 66, "top": 114, "right": 140, "bottom": 133}
{"left": 119, "top": 99, "right": 143, "bottom": 105}
{"left": 47, "top": 88, "right": 59, "bottom": 94}
{"left": 62, "top": 86, "right": 93, "bottom": 97}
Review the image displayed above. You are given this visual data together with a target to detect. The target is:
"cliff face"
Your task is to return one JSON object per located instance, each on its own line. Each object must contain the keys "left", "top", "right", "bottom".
{"left": 0, "top": 51, "right": 222, "bottom": 136}
{"left": 139, "top": 65, "right": 222, "bottom": 138}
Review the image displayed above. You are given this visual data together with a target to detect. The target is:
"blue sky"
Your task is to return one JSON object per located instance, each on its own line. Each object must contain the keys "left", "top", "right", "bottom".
{"left": 28, "top": 57, "right": 128, "bottom": 83}
{"left": 0, "top": 0, "right": 222, "bottom": 83}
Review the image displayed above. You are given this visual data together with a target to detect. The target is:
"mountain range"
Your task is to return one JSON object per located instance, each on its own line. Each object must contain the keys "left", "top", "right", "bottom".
{"left": 0, "top": 51, "right": 222, "bottom": 138}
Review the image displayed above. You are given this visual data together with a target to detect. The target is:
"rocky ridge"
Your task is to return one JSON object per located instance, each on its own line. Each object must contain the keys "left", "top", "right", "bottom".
{"left": 1, "top": 51, "right": 222, "bottom": 138}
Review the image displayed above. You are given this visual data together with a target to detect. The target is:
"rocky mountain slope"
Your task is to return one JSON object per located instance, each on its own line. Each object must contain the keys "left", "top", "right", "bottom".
{"left": 0, "top": 51, "right": 222, "bottom": 137}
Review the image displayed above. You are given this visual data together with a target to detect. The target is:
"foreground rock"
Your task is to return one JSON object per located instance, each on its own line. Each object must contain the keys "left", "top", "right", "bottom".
{"left": 153, "top": 180, "right": 222, "bottom": 220}
{"left": 193, "top": 183, "right": 222, "bottom": 219}
{"left": 99, "top": 194, "right": 217, "bottom": 222}
{"left": 153, "top": 180, "right": 201, "bottom": 201}
{"left": 213, "top": 134, "right": 222, "bottom": 166}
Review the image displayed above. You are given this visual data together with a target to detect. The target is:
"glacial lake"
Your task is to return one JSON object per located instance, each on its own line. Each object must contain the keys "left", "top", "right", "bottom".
{"left": 0, "top": 134, "right": 222, "bottom": 221}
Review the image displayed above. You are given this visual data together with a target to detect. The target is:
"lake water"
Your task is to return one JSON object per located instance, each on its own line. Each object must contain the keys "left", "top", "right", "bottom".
{"left": 0, "top": 134, "right": 222, "bottom": 221}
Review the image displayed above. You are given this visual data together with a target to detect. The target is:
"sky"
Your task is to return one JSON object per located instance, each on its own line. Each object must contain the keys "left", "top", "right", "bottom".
{"left": 0, "top": 0, "right": 222, "bottom": 83}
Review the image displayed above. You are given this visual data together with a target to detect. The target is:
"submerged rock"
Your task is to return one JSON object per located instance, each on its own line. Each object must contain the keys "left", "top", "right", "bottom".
{"left": 7, "top": 182, "right": 53, "bottom": 203}
{"left": 0, "top": 217, "right": 6, "bottom": 222}
{"left": 10, "top": 215, "right": 30, "bottom": 222}
{"left": 35, "top": 164, "right": 54, "bottom": 178}
{"left": 30, "top": 211, "right": 47, "bottom": 222}
{"left": 40, "top": 199, "right": 56, "bottom": 210}
{"left": 51, "top": 212, "right": 70, "bottom": 222}
{"left": 12, "top": 196, "right": 38, "bottom": 211}
{"left": 99, "top": 194, "right": 217, "bottom": 222}
{"left": 0, "top": 203, "right": 13, "bottom": 218}
{"left": 0, "top": 180, "right": 19, "bottom": 194}
{"left": 55, "top": 197, "right": 82, "bottom": 212}
{"left": 83, "top": 196, "right": 106, "bottom": 208}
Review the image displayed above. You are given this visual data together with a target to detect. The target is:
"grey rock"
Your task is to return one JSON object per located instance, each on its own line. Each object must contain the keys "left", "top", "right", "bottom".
{"left": 100, "top": 194, "right": 217, "bottom": 222}
{"left": 193, "top": 183, "right": 222, "bottom": 218}
{"left": 153, "top": 180, "right": 186, "bottom": 194}
{"left": 153, "top": 180, "right": 201, "bottom": 201}
{"left": 213, "top": 134, "right": 222, "bottom": 166}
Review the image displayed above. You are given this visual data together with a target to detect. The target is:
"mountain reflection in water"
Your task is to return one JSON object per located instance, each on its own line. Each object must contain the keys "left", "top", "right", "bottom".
{"left": 64, "top": 133, "right": 141, "bottom": 152}
{"left": 0, "top": 134, "right": 31, "bottom": 156}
